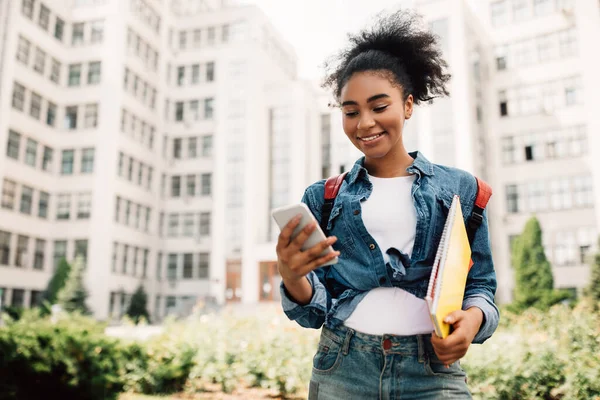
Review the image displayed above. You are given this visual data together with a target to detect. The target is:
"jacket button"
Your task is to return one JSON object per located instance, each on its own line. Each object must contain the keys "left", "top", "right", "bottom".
{"left": 369, "top": 244, "right": 376, "bottom": 250}
{"left": 353, "top": 210, "right": 360, "bottom": 215}
{"left": 379, "top": 277, "right": 386, "bottom": 285}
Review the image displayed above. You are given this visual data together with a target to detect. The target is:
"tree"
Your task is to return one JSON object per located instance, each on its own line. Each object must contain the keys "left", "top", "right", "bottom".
{"left": 56, "top": 256, "right": 90, "bottom": 314}
{"left": 42, "top": 258, "right": 71, "bottom": 308}
{"left": 125, "top": 285, "right": 150, "bottom": 324}
{"left": 584, "top": 236, "right": 600, "bottom": 306}
{"left": 510, "top": 216, "right": 570, "bottom": 312}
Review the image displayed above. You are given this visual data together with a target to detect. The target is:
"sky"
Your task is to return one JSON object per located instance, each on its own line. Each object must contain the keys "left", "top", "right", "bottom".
{"left": 242, "top": 0, "right": 415, "bottom": 81}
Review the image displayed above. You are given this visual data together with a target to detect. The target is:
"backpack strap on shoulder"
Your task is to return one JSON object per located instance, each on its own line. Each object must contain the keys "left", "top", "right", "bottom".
{"left": 467, "top": 176, "right": 493, "bottom": 244}
{"left": 321, "top": 172, "right": 348, "bottom": 235}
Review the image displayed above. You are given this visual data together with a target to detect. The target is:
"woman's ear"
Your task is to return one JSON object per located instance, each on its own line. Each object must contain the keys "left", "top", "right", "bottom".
{"left": 405, "top": 94, "right": 414, "bottom": 120}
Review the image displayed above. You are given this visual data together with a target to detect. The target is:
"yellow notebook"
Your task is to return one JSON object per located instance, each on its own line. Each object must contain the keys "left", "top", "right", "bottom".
{"left": 425, "top": 195, "right": 472, "bottom": 338}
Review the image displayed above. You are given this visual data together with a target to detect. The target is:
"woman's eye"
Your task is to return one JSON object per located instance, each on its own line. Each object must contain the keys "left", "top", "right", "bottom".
{"left": 374, "top": 105, "right": 388, "bottom": 112}
{"left": 344, "top": 111, "right": 358, "bottom": 117}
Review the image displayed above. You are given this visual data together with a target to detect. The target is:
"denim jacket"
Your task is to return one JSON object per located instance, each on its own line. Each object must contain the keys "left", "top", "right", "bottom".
{"left": 280, "top": 151, "right": 499, "bottom": 344}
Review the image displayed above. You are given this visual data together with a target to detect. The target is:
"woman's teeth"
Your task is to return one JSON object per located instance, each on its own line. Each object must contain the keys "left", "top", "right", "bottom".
{"left": 361, "top": 133, "right": 383, "bottom": 142}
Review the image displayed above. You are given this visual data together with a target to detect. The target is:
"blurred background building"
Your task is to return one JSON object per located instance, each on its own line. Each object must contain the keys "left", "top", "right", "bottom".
{"left": 0, "top": 0, "right": 598, "bottom": 319}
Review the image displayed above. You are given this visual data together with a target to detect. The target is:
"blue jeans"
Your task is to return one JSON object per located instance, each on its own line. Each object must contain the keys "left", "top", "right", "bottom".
{"left": 308, "top": 325, "right": 472, "bottom": 399}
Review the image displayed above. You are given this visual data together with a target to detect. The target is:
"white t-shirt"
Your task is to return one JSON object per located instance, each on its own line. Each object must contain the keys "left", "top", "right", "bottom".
{"left": 343, "top": 174, "right": 434, "bottom": 335}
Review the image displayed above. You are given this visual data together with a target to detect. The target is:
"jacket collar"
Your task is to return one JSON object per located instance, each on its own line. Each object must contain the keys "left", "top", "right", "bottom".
{"left": 347, "top": 151, "right": 435, "bottom": 185}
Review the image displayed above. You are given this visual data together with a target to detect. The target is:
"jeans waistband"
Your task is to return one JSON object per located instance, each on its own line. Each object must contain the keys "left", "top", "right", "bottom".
{"left": 322, "top": 324, "right": 434, "bottom": 359}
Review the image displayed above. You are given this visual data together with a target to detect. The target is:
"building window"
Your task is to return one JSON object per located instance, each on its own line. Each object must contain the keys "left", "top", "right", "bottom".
{"left": 179, "top": 31, "right": 187, "bottom": 49}
{"left": 80, "top": 149, "right": 94, "bottom": 173}
{"left": 53, "top": 240, "right": 67, "bottom": 270}
{"left": 68, "top": 64, "right": 82, "bottom": 86}
{"left": 156, "top": 252, "right": 162, "bottom": 280}
{"left": 186, "top": 175, "right": 196, "bottom": 196}
{"left": 55, "top": 17, "right": 65, "bottom": 41}
{"left": 78, "top": 248, "right": 95, "bottom": 273}
{"left": 7, "top": 130, "right": 21, "bottom": 160}
{"left": 42, "top": 147, "right": 53, "bottom": 172}
{"left": 124, "top": 200, "right": 131, "bottom": 225}
{"left": 22, "top": 0, "right": 34, "bottom": 18}
{"left": 11, "top": 289, "right": 24, "bottom": 307}
{"left": 29, "top": 93, "right": 42, "bottom": 120}
{"left": 16, "top": 36, "right": 31, "bottom": 64}
{"left": 158, "top": 212, "right": 164, "bottom": 236}
{"left": 132, "top": 247, "right": 139, "bottom": 275}
{"left": 91, "top": 21, "right": 104, "bottom": 44}
{"left": 187, "top": 137, "right": 198, "bottom": 159}
{"left": 127, "top": 157, "right": 134, "bottom": 181}
{"left": 0, "top": 231, "right": 11, "bottom": 265}
{"left": 50, "top": 59, "right": 61, "bottom": 84}
{"left": 183, "top": 253, "right": 193, "bottom": 279}
{"left": 168, "top": 214, "right": 179, "bottom": 237}
{"left": 122, "top": 245, "right": 129, "bottom": 274}
{"left": 202, "top": 135, "right": 213, "bottom": 157}
{"left": 1, "top": 179, "right": 16, "bottom": 210}
{"left": 207, "top": 27, "right": 215, "bottom": 45}
{"left": 25, "top": 138, "right": 37, "bottom": 167}
{"left": 201, "top": 173, "right": 212, "bottom": 196}
{"left": 512, "top": 0, "right": 529, "bottom": 21}
{"left": 46, "top": 102, "right": 57, "bottom": 127}
{"left": 183, "top": 213, "right": 194, "bottom": 237}
{"left": 38, "top": 4, "right": 50, "bottom": 30}
{"left": 56, "top": 194, "right": 71, "bottom": 220}
{"left": 84, "top": 104, "right": 98, "bottom": 128}
{"left": 222, "top": 24, "right": 230, "bottom": 42}
{"left": 144, "top": 207, "right": 151, "bottom": 232}
{"left": 34, "top": 239, "right": 46, "bottom": 270}
{"left": 12, "top": 82, "right": 26, "bottom": 111}
{"left": 72, "top": 23, "right": 85, "bottom": 46}
{"left": 33, "top": 48, "right": 46, "bottom": 74}
{"left": 506, "top": 184, "right": 520, "bottom": 213}
{"left": 206, "top": 62, "right": 215, "bottom": 82}
{"left": 199, "top": 212, "right": 211, "bottom": 236}
{"left": 172, "top": 138, "right": 182, "bottom": 160}
{"left": 61, "top": 150, "right": 74, "bottom": 174}
{"left": 191, "top": 64, "right": 200, "bottom": 84}
{"left": 193, "top": 29, "right": 201, "bottom": 47}
{"left": 38, "top": 191, "right": 49, "bottom": 218}
{"left": 204, "top": 98, "right": 214, "bottom": 119}
{"left": 526, "top": 182, "right": 547, "bottom": 212}
{"left": 550, "top": 178, "right": 571, "bottom": 210}
{"left": 573, "top": 176, "right": 593, "bottom": 207}
{"left": 197, "top": 252, "right": 209, "bottom": 278}
{"left": 171, "top": 176, "right": 181, "bottom": 197}
{"left": 15, "top": 235, "right": 29, "bottom": 267}
{"left": 64, "top": 106, "right": 78, "bottom": 129}
{"left": 491, "top": 1, "right": 508, "bottom": 26}
{"left": 190, "top": 100, "right": 199, "bottom": 120}
{"left": 495, "top": 46, "right": 507, "bottom": 70}
{"left": 177, "top": 66, "right": 185, "bottom": 86}
{"left": 499, "top": 90, "right": 508, "bottom": 117}
{"left": 142, "top": 249, "right": 149, "bottom": 278}
{"left": 88, "top": 61, "right": 101, "bottom": 84}
{"left": 175, "top": 102, "right": 184, "bottom": 121}
{"left": 112, "top": 242, "right": 119, "bottom": 272}
{"left": 20, "top": 186, "right": 33, "bottom": 215}
{"left": 114, "top": 197, "right": 121, "bottom": 222}
{"left": 564, "top": 77, "right": 581, "bottom": 106}
{"left": 167, "top": 254, "right": 178, "bottom": 280}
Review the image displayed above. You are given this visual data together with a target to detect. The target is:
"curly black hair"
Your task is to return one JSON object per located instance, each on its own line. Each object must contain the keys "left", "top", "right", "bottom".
{"left": 322, "top": 9, "right": 450, "bottom": 105}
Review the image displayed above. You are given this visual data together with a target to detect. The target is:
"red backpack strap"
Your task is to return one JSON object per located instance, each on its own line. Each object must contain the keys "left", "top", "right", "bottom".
{"left": 320, "top": 172, "right": 348, "bottom": 234}
{"left": 467, "top": 176, "right": 492, "bottom": 245}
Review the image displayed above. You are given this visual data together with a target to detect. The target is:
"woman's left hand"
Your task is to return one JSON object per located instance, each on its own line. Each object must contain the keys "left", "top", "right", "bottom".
{"left": 430, "top": 307, "right": 484, "bottom": 366}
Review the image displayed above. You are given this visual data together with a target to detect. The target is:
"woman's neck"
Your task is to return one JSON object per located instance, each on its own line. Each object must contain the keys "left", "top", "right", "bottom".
{"left": 364, "top": 149, "right": 414, "bottom": 178}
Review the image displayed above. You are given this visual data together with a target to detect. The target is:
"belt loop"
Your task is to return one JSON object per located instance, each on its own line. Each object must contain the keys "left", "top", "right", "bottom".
{"left": 342, "top": 328, "right": 354, "bottom": 356}
{"left": 417, "top": 335, "right": 426, "bottom": 363}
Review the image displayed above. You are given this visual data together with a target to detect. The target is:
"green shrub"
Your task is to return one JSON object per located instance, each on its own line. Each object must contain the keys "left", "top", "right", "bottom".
{"left": 0, "top": 310, "right": 132, "bottom": 400}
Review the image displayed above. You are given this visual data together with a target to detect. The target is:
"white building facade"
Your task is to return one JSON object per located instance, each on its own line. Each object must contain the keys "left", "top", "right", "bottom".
{"left": 0, "top": 0, "right": 324, "bottom": 319}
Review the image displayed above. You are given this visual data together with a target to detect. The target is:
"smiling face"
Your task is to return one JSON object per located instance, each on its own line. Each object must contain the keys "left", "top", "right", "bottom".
{"left": 340, "top": 71, "right": 413, "bottom": 164}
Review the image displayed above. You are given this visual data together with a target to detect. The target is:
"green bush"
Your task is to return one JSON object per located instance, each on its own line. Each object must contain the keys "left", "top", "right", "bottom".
{"left": 0, "top": 310, "right": 132, "bottom": 400}
{"left": 463, "top": 301, "right": 600, "bottom": 400}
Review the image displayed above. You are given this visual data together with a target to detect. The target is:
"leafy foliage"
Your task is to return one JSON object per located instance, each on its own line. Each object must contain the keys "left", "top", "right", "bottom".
{"left": 510, "top": 216, "right": 572, "bottom": 312}
{"left": 125, "top": 286, "right": 151, "bottom": 324}
{"left": 56, "top": 256, "right": 90, "bottom": 314}
{"left": 585, "top": 236, "right": 600, "bottom": 308}
{"left": 43, "top": 258, "right": 71, "bottom": 306}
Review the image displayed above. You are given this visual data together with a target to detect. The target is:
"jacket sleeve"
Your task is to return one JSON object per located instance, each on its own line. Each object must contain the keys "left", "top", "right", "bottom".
{"left": 462, "top": 183, "right": 500, "bottom": 344}
{"left": 279, "top": 183, "right": 333, "bottom": 329}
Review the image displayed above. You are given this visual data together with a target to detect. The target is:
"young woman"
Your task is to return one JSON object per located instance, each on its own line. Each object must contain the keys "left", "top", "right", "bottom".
{"left": 276, "top": 10, "right": 499, "bottom": 400}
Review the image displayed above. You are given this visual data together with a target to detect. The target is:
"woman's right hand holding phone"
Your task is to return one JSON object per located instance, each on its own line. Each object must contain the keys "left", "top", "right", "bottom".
{"left": 275, "top": 214, "right": 340, "bottom": 305}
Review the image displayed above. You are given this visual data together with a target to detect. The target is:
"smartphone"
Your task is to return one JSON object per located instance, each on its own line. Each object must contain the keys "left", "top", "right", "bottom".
{"left": 271, "top": 203, "right": 339, "bottom": 266}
